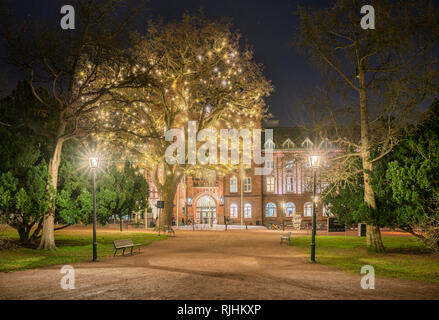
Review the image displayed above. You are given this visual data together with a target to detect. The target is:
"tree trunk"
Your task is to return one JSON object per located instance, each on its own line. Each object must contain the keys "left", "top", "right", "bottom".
{"left": 38, "top": 137, "right": 64, "bottom": 250}
{"left": 159, "top": 182, "right": 177, "bottom": 229}
{"left": 154, "top": 162, "right": 181, "bottom": 230}
{"left": 17, "top": 225, "right": 30, "bottom": 244}
{"left": 366, "top": 224, "right": 385, "bottom": 252}
{"left": 29, "top": 219, "right": 44, "bottom": 243}
{"left": 358, "top": 69, "right": 385, "bottom": 253}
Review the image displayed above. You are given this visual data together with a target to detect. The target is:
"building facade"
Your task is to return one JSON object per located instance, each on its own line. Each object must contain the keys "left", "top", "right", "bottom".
{"left": 151, "top": 127, "right": 343, "bottom": 229}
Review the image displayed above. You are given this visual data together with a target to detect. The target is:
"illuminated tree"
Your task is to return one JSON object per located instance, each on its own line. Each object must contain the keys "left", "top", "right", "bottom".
{"left": 101, "top": 14, "right": 273, "bottom": 228}
{"left": 1, "top": 0, "right": 149, "bottom": 249}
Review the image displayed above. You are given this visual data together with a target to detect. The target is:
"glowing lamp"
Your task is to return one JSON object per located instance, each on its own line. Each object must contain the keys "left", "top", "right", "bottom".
{"left": 308, "top": 155, "right": 321, "bottom": 168}
{"left": 89, "top": 157, "right": 100, "bottom": 169}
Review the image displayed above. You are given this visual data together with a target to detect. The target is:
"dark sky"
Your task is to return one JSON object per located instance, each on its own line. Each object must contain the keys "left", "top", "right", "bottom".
{"left": 0, "top": 0, "right": 340, "bottom": 125}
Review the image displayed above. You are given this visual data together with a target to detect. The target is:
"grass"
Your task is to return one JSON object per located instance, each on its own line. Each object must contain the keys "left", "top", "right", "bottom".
{"left": 0, "top": 228, "right": 166, "bottom": 273}
{"left": 291, "top": 235, "right": 439, "bottom": 283}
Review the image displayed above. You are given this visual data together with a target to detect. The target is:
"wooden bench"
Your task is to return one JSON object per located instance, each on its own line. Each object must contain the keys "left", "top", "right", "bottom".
{"left": 113, "top": 239, "right": 142, "bottom": 256}
{"left": 280, "top": 232, "right": 291, "bottom": 245}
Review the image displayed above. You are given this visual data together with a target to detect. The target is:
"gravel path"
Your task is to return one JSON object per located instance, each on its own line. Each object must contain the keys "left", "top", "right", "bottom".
{"left": 0, "top": 230, "right": 437, "bottom": 300}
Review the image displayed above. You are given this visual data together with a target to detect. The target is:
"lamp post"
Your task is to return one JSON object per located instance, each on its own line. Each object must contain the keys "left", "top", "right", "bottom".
{"left": 89, "top": 156, "right": 100, "bottom": 262}
{"left": 308, "top": 154, "right": 321, "bottom": 263}
{"left": 281, "top": 202, "right": 285, "bottom": 231}
{"left": 219, "top": 197, "right": 225, "bottom": 230}
{"left": 187, "top": 197, "right": 194, "bottom": 231}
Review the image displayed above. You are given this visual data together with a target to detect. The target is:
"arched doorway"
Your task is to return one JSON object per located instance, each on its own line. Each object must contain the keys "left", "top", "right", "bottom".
{"left": 196, "top": 195, "right": 217, "bottom": 225}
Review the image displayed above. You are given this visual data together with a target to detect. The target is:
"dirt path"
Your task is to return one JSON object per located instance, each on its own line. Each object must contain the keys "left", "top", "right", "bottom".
{"left": 0, "top": 230, "right": 437, "bottom": 300}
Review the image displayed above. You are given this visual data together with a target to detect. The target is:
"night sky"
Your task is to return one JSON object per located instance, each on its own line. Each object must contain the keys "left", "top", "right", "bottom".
{"left": 0, "top": 0, "right": 353, "bottom": 125}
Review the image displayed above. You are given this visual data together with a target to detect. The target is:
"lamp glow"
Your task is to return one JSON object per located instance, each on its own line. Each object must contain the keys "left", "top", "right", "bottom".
{"left": 89, "top": 157, "right": 100, "bottom": 169}
{"left": 309, "top": 155, "right": 321, "bottom": 168}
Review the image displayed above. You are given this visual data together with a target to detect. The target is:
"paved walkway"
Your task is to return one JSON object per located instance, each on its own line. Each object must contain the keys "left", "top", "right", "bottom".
{"left": 0, "top": 230, "right": 437, "bottom": 300}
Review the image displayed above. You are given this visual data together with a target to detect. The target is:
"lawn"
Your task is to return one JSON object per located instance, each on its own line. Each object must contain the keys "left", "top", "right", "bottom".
{"left": 291, "top": 235, "right": 439, "bottom": 283}
{"left": 0, "top": 228, "right": 166, "bottom": 273}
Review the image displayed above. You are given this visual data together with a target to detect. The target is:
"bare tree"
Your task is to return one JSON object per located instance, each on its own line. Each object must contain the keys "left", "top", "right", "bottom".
{"left": 0, "top": 0, "right": 149, "bottom": 249}
{"left": 296, "top": 0, "right": 439, "bottom": 252}
{"left": 100, "top": 14, "right": 273, "bottom": 228}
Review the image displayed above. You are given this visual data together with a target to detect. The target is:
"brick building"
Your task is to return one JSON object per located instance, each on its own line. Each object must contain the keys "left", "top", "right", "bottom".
{"left": 149, "top": 125, "right": 344, "bottom": 229}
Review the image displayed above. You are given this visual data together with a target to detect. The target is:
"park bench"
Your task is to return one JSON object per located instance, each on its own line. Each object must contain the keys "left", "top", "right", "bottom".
{"left": 280, "top": 232, "right": 291, "bottom": 245}
{"left": 113, "top": 239, "right": 142, "bottom": 256}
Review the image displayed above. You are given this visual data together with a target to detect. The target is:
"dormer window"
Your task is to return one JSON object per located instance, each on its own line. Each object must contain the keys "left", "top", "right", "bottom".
{"left": 319, "top": 138, "right": 332, "bottom": 149}
{"left": 301, "top": 137, "right": 314, "bottom": 149}
{"left": 264, "top": 139, "right": 275, "bottom": 150}
{"left": 282, "top": 138, "right": 295, "bottom": 149}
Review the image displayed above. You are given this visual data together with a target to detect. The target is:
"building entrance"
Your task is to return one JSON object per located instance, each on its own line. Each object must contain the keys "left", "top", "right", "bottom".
{"left": 196, "top": 195, "right": 217, "bottom": 225}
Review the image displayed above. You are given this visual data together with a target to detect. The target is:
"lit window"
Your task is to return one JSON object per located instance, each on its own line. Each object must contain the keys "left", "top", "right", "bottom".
{"left": 244, "top": 203, "right": 252, "bottom": 218}
{"left": 285, "top": 160, "right": 294, "bottom": 169}
{"left": 266, "top": 160, "right": 274, "bottom": 169}
{"left": 303, "top": 175, "right": 313, "bottom": 192}
{"left": 284, "top": 202, "right": 296, "bottom": 217}
{"left": 265, "top": 139, "right": 275, "bottom": 150}
{"left": 282, "top": 139, "right": 295, "bottom": 149}
{"left": 244, "top": 177, "right": 252, "bottom": 192}
{"left": 230, "top": 204, "right": 238, "bottom": 218}
{"left": 230, "top": 176, "right": 238, "bottom": 193}
{"left": 323, "top": 204, "right": 333, "bottom": 217}
{"left": 321, "top": 181, "right": 329, "bottom": 193}
{"left": 266, "top": 176, "right": 275, "bottom": 192}
{"left": 265, "top": 203, "right": 277, "bottom": 217}
{"left": 301, "top": 137, "right": 314, "bottom": 149}
{"left": 304, "top": 202, "right": 313, "bottom": 217}
{"left": 286, "top": 176, "right": 296, "bottom": 193}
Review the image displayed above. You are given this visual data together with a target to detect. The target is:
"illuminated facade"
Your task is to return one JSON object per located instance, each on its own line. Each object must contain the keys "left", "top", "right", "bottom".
{"left": 149, "top": 126, "right": 344, "bottom": 229}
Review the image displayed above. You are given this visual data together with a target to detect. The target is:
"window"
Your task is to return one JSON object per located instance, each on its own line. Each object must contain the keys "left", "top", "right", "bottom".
{"left": 285, "top": 160, "right": 294, "bottom": 169}
{"left": 230, "top": 204, "right": 238, "bottom": 218}
{"left": 301, "top": 137, "right": 314, "bottom": 149}
{"left": 244, "top": 203, "right": 252, "bottom": 218}
{"left": 282, "top": 138, "right": 295, "bottom": 149}
{"left": 265, "top": 139, "right": 275, "bottom": 150}
{"left": 266, "top": 160, "right": 274, "bottom": 169}
{"left": 319, "top": 138, "right": 332, "bottom": 149}
{"left": 303, "top": 175, "right": 313, "bottom": 192}
{"left": 265, "top": 203, "right": 277, "bottom": 217}
{"left": 304, "top": 202, "right": 313, "bottom": 217}
{"left": 230, "top": 176, "right": 238, "bottom": 193}
{"left": 266, "top": 176, "right": 275, "bottom": 192}
{"left": 284, "top": 202, "right": 296, "bottom": 217}
{"left": 286, "top": 176, "right": 296, "bottom": 193}
{"left": 244, "top": 177, "right": 252, "bottom": 192}
{"left": 321, "top": 180, "right": 329, "bottom": 193}
{"left": 323, "top": 204, "right": 333, "bottom": 217}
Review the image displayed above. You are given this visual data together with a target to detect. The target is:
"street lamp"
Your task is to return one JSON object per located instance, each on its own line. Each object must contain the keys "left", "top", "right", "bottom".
{"left": 187, "top": 197, "right": 194, "bottom": 231}
{"left": 89, "top": 156, "right": 100, "bottom": 262}
{"left": 308, "top": 153, "right": 321, "bottom": 262}
{"left": 219, "top": 197, "right": 226, "bottom": 230}
{"left": 282, "top": 201, "right": 286, "bottom": 231}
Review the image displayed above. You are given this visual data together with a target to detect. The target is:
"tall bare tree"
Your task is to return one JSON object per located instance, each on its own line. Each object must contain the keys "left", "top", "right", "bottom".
{"left": 100, "top": 14, "right": 273, "bottom": 228}
{"left": 0, "top": 0, "right": 149, "bottom": 249}
{"left": 297, "top": 0, "right": 439, "bottom": 252}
